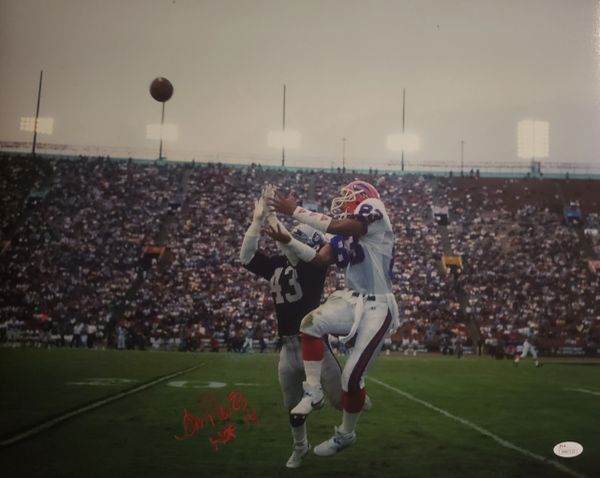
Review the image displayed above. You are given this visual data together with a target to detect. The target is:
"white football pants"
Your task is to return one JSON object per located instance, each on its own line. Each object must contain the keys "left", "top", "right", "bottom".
{"left": 300, "top": 289, "right": 393, "bottom": 392}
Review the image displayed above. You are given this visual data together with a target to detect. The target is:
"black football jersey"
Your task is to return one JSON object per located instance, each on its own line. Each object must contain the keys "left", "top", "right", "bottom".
{"left": 244, "top": 252, "right": 327, "bottom": 337}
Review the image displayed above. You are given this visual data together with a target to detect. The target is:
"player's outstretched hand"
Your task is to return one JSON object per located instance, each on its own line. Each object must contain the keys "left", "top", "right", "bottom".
{"left": 252, "top": 197, "right": 268, "bottom": 224}
{"left": 263, "top": 223, "right": 292, "bottom": 244}
{"left": 267, "top": 191, "right": 297, "bottom": 216}
{"left": 262, "top": 183, "right": 276, "bottom": 201}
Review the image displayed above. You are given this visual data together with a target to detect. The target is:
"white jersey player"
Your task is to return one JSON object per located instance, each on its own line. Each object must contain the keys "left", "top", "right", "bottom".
{"left": 514, "top": 337, "right": 540, "bottom": 367}
{"left": 268, "top": 180, "right": 399, "bottom": 457}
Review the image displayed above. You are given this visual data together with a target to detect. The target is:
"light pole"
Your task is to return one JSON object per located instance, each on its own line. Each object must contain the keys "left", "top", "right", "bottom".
{"left": 460, "top": 140, "right": 464, "bottom": 176}
{"left": 281, "top": 84, "right": 286, "bottom": 167}
{"left": 401, "top": 87, "right": 406, "bottom": 172}
{"left": 32, "top": 70, "right": 43, "bottom": 157}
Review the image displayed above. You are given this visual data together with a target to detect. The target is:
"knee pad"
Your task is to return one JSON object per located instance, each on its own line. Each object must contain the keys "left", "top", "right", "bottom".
{"left": 289, "top": 412, "right": 307, "bottom": 428}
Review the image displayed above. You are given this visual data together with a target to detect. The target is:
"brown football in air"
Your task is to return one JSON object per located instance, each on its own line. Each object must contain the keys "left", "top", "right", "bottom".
{"left": 150, "top": 77, "right": 174, "bottom": 102}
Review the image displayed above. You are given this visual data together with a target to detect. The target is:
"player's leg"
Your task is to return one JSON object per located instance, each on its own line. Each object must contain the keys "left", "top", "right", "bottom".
{"left": 521, "top": 341, "right": 530, "bottom": 360}
{"left": 320, "top": 337, "right": 343, "bottom": 411}
{"left": 314, "top": 300, "right": 392, "bottom": 456}
{"left": 340, "top": 301, "right": 391, "bottom": 432}
{"left": 384, "top": 337, "right": 392, "bottom": 356}
{"left": 531, "top": 345, "right": 540, "bottom": 367}
{"left": 515, "top": 341, "right": 526, "bottom": 365}
{"left": 321, "top": 336, "right": 374, "bottom": 412}
{"left": 278, "top": 338, "right": 310, "bottom": 468}
{"left": 292, "top": 292, "right": 355, "bottom": 415}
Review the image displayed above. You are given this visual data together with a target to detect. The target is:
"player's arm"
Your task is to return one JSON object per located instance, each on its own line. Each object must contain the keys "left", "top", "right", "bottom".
{"left": 327, "top": 217, "right": 367, "bottom": 237}
{"left": 239, "top": 197, "right": 268, "bottom": 265}
{"left": 268, "top": 192, "right": 367, "bottom": 238}
{"left": 240, "top": 225, "right": 260, "bottom": 266}
{"left": 264, "top": 223, "right": 335, "bottom": 267}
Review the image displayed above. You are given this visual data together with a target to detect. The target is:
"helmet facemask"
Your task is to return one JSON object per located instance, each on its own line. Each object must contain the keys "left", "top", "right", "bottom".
{"left": 330, "top": 187, "right": 359, "bottom": 219}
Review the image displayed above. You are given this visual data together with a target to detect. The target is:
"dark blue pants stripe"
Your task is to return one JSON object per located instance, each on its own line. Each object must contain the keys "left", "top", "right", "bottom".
{"left": 347, "top": 309, "right": 392, "bottom": 392}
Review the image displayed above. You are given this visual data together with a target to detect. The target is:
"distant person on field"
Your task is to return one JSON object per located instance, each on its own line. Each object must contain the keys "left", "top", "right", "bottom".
{"left": 514, "top": 337, "right": 540, "bottom": 367}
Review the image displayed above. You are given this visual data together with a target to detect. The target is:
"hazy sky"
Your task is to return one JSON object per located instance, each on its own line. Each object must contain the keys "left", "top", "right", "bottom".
{"left": 1, "top": 0, "right": 599, "bottom": 170}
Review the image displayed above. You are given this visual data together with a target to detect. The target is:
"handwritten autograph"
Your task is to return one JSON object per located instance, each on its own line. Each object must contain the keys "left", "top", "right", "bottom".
{"left": 175, "top": 390, "right": 259, "bottom": 451}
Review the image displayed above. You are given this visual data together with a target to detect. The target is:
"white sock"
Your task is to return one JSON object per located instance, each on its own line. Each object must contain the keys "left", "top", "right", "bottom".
{"left": 291, "top": 424, "right": 307, "bottom": 446}
{"left": 339, "top": 410, "right": 361, "bottom": 434}
{"left": 304, "top": 360, "right": 322, "bottom": 387}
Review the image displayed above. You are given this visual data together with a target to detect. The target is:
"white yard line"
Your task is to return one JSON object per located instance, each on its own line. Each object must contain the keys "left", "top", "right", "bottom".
{"left": 564, "top": 388, "right": 600, "bottom": 397}
{"left": 0, "top": 362, "right": 206, "bottom": 448}
{"left": 369, "top": 377, "right": 587, "bottom": 478}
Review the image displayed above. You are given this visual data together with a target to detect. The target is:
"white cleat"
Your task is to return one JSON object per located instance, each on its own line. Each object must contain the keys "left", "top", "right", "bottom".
{"left": 314, "top": 427, "right": 356, "bottom": 456}
{"left": 362, "top": 394, "right": 373, "bottom": 411}
{"left": 286, "top": 441, "right": 311, "bottom": 468}
{"left": 291, "top": 382, "right": 325, "bottom": 416}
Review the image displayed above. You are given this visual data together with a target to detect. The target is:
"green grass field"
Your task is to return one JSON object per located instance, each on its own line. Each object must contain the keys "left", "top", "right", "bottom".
{"left": 0, "top": 348, "right": 598, "bottom": 478}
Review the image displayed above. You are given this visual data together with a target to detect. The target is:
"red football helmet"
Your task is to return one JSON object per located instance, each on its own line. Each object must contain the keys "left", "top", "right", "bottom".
{"left": 330, "top": 180, "right": 380, "bottom": 217}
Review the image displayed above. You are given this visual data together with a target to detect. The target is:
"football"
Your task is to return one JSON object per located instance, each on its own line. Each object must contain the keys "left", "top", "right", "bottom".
{"left": 149, "top": 77, "right": 174, "bottom": 102}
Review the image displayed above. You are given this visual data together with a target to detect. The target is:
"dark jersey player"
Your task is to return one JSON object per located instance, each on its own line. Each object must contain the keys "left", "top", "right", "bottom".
{"left": 244, "top": 245, "right": 327, "bottom": 337}
{"left": 239, "top": 191, "right": 342, "bottom": 469}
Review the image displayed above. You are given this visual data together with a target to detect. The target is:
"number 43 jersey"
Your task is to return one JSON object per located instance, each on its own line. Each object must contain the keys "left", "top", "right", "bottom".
{"left": 331, "top": 197, "right": 394, "bottom": 296}
{"left": 244, "top": 253, "right": 328, "bottom": 336}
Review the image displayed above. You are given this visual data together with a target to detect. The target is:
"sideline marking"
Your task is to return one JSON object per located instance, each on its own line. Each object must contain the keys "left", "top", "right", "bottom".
{"left": 565, "top": 388, "right": 600, "bottom": 397}
{"left": 0, "top": 362, "right": 206, "bottom": 448}
{"left": 369, "top": 377, "right": 587, "bottom": 478}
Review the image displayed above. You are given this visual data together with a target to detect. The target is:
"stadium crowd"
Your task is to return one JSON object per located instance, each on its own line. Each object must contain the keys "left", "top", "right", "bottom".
{"left": 1, "top": 155, "right": 598, "bottom": 356}
{"left": 440, "top": 177, "right": 600, "bottom": 355}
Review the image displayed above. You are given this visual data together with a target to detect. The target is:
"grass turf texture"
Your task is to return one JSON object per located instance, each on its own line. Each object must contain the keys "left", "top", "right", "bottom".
{"left": 0, "top": 349, "right": 598, "bottom": 478}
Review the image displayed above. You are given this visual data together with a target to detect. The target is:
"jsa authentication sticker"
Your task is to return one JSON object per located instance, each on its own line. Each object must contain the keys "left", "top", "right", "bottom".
{"left": 553, "top": 442, "right": 583, "bottom": 458}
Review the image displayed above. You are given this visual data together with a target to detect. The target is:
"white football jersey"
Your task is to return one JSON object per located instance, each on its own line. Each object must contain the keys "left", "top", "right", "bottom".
{"left": 345, "top": 197, "right": 394, "bottom": 295}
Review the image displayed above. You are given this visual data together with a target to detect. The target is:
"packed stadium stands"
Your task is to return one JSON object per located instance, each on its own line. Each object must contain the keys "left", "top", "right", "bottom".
{"left": 1, "top": 154, "right": 598, "bottom": 357}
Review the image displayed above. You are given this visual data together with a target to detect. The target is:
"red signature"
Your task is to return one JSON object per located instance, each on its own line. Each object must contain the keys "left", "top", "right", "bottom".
{"left": 175, "top": 390, "right": 259, "bottom": 451}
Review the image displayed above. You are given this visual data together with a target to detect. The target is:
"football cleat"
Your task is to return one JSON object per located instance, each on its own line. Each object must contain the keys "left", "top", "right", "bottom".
{"left": 290, "top": 382, "right": 325, "bottom": 416}
{"left": 286, "top": 441, "right": 311, "bottom": 468}
{"left": 313, "top": 427, "right": 356, "bottom": 456}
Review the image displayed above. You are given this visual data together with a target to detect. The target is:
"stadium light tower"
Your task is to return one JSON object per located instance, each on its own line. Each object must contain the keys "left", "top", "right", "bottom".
{"left": 267, "top": 131, "right": 301, "bottom": 153}
{"left": 341, "top": 137, "right": 347, "bottom": 170}
{"left": 21, "top": 70, "right": 54, "bottom": 155}
{"left": 461, "top": 140, "right": 465, "bottom": 176}
{"left": 518, "top": 120, "right": 549, "bottom": 173}
{"left": 268, "top": 84, "right": 301, "bottom": 165}
{"left": 146, "top": 124, "right": 179, "bottom": 142}
{"left": 282, "top": 84, "right": 286, "bottom": 166}
{"left": 386, "top": 88, "right": 420, "bottom": 172}
{"left": 386, "top": 132, "right": 420, "bottom": 165}
{"left": 32, "top": 71, "right": 43, "bottom": 156}
{"left": 401, "top": 88, "right": 405, "bottom": 171}
{"left": 32, "top": 70, "right": 43, "bottom": 156}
